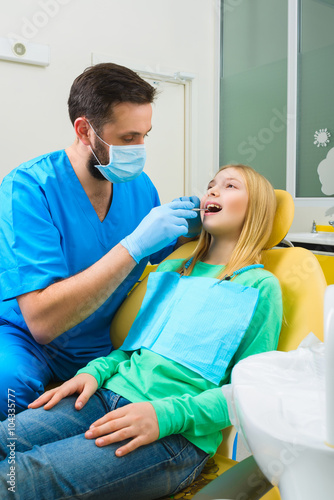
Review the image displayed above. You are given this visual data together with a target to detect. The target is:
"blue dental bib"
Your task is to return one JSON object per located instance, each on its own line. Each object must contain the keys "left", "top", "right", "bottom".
{"left": 120, "top": 269, "right": 260, "bottom": 385}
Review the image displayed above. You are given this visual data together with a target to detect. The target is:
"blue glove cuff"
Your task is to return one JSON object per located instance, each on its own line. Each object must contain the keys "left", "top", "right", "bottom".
{"left": 120, "top": 237, "right": 141, "bottom": 264}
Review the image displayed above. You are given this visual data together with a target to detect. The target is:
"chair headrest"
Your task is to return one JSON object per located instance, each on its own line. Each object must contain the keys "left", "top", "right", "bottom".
{"left": 265, "top": 190, "right": 295, "bottom": 249}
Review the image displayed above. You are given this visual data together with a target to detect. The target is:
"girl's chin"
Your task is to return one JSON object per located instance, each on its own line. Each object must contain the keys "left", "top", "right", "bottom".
{"left": 202, "top": 218, "right": 223, "bottom": 230}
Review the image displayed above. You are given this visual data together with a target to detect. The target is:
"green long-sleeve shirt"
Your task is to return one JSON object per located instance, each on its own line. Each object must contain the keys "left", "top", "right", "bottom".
{"left": 77, "top": 259, "right": 282, "bottom": 456}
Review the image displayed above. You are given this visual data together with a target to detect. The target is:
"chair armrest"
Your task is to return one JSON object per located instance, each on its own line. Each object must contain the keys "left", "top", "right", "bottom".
{"left": 217, "top": 425, "right": 237, "bottom": 458}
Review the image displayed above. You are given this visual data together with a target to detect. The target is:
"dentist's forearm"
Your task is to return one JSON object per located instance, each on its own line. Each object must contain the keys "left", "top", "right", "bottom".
{"left": 17, "top": 244, "right": 136, "bottom": 345}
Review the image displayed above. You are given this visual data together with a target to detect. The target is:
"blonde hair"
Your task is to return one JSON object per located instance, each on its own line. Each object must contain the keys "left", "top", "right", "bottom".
{"left": 179, "top": 164, "right": 277, "bottom": 280}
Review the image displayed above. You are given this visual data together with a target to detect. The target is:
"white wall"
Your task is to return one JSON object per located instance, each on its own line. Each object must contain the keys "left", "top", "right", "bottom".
{"left": 290, "top": 205, "right": 334, "bottom": 233}
{"left": 0, "top": 0, "right": 219, "bottom": 198}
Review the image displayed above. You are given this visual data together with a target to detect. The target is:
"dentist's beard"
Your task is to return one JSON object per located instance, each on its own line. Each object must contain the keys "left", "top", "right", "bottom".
{"left": 87, "top": 141, "right": 110, "bottom": 181}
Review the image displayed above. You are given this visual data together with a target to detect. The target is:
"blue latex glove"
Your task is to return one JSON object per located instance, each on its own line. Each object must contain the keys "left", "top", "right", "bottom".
{"left": 173, "top": 196, "right": 202, "bottom": 238}
{"left": 120, "top": 199, "right": 198, "bottom": 263}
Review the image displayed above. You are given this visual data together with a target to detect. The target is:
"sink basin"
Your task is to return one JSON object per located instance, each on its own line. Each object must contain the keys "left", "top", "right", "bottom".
{"left": 287, "top": 231, "right": 334, "bottom": 246}
{"left": 223, "top": 322, "right": 334, "bottom": 500}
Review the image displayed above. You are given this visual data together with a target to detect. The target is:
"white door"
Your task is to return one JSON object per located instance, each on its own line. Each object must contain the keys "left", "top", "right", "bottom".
{"left": 143, "top": 79, "right": 185, "bottom": 204}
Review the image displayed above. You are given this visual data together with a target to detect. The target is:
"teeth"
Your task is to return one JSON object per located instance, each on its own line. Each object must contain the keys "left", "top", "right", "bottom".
{"left": 206, "top": 204, "right": 222, "bottom": 212}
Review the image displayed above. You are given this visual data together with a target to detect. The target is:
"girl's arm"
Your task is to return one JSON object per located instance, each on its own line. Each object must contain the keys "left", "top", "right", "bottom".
{"left": 151, "top": 387, "right": 230, "bottom": 442}
{"left": 76, "top": 349, "right": 131, "bottom": 388}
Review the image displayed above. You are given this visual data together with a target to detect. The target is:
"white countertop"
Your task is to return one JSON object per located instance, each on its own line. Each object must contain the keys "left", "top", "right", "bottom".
{"left": 287, "top": 231, "right": 334, "bottom": 246}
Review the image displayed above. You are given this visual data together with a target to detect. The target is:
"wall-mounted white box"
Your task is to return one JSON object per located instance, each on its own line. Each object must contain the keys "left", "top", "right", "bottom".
{"left": 0, "top": 37, "right": 50, "bottom": 67}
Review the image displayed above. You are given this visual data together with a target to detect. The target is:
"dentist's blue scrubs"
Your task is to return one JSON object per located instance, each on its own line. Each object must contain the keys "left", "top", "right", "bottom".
{"left": 0, "top": 150, "right": 172, "bottom": 420}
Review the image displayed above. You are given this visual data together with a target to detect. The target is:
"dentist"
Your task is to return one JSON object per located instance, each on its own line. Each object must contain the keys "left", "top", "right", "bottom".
{"left": 0, "top": 63, "right": 200, "bottom": 420}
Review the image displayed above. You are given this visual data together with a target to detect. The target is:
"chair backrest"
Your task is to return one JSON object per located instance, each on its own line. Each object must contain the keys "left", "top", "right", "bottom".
{"left": 261, "top": 189, "right": 326, "bottom": 349}
{"left": 262, "top": 247, "right": 326, "bottom": 350}
{"left": 110, "top": 190, "right": 327, "bottom": 350}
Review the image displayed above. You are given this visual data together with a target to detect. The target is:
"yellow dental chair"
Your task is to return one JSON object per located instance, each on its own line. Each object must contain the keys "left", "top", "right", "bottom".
{"left": 110, "top": 190, "right": 327, "bottom": 500}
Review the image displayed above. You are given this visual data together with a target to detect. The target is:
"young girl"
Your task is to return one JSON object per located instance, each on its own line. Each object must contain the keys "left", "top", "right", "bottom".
{"left": 0, "top": 165, "right": 282, "bottom": 500}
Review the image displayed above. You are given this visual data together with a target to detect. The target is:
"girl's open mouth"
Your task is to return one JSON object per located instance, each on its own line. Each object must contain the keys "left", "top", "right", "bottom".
{"left": 205, "top": 203, "right": 222, "bottom": 214}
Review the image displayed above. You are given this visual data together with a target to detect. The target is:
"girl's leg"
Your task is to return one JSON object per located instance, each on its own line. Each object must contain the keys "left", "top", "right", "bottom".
{"left": 0, "top": 389, "right": 124, "bottom": 458}
{"left": 0, "top": 430, "right": 208, "bottom": 500}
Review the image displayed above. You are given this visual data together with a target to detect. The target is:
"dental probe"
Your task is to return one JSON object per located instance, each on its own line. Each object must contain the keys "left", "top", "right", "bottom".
{"left": 191, "top": 208, "right": 206, "bottom": 211}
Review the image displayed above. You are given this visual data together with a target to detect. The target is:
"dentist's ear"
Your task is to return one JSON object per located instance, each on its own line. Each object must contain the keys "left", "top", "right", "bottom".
{"left": 74, "top": 117, "right": 92, "bottom": 146}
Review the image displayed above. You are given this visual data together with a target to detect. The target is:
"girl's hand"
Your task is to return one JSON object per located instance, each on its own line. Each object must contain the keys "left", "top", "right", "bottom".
{"left": 85, "top": 401, "right": 159, "bottom": 457}
{"left": 28, "top": 373, "right": 98, "bottom": 411}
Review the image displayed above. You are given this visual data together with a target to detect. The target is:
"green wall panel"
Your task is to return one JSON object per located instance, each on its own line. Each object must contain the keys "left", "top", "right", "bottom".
{"left": 220, "top": 0, "right": 288, "bottom": 190}
{"left": 297, "top": 0, "right": 334, "bottom": 197}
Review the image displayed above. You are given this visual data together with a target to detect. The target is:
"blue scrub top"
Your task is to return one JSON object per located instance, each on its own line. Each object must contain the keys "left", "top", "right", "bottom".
{"left": 0, "top": 150, "right": 172, "bottom": 372}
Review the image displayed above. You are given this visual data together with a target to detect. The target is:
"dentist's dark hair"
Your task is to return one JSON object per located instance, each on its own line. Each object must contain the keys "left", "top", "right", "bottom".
{"left": 68, "top": 63, "right": 156, "bottom": 131}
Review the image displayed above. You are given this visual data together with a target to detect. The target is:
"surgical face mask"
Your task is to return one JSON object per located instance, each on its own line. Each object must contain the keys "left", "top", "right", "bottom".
{"left": 88, "top": 122, "right": 146, "bottom": 183}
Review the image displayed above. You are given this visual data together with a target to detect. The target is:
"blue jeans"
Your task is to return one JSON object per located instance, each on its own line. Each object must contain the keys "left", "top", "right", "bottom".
{"left": 0, "top": 389, "right": 209, "bottom": 499}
